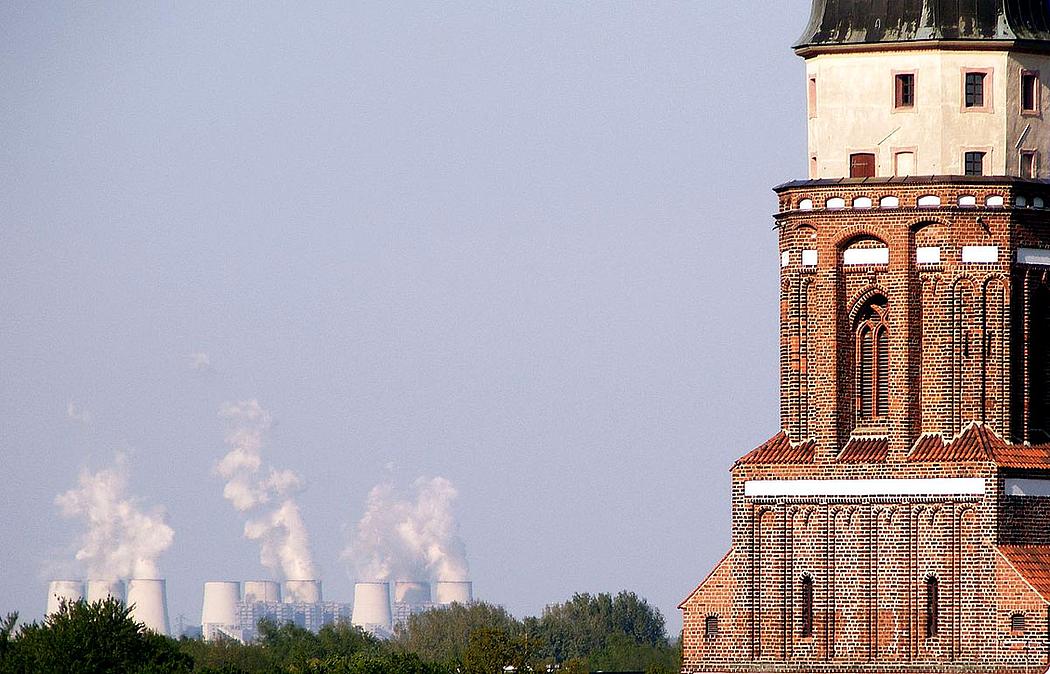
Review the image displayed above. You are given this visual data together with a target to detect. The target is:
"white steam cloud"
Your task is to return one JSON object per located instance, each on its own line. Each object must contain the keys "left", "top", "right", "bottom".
{"left": 55, "top": 454, "right": 174, "bottom": 579}
{"left": 66, "top": 402, "right": 93, "bottom": 425}
{"left": 217, "top": 400, "right": 317, "bottom": 596}
{"left": 345, "top": 476, "right": 469, "bottom": 583}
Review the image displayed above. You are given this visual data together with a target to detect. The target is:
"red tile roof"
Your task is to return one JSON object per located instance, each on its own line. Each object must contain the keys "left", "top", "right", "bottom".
{"left": 838, "top": 436, "right": 889, "bottom": 462}
{"left": 907, "top": 423, "right": 1050, "bottom": 466}
{"left": 735, "top": 431, "right": 816, "bottom": 465}
{"left": 998, "top": 545, "right": 1050, "bottom": 602}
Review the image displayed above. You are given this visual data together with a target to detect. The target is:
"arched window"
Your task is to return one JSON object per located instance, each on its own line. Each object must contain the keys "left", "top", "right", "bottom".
{"left": 704, "top": 614, "right": 719, "bottom": 639}
{"left": 855, "top": 297, "right": 890, "bottom": 422}
{"left": 801, "top": 575, "right": 814, "bottom": 638}
{"left": 926, "top": 576, "right": 939, "bottom": 638}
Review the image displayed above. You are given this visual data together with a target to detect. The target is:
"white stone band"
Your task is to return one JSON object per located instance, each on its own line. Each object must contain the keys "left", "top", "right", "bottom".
{"left": 744, "top": 477, "right": 986, "bottom": 497}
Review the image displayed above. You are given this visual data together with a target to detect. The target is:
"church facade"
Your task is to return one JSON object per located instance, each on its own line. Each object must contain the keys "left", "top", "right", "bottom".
{"left": 680, "top": 1, "right": 1050, "bottom": 672}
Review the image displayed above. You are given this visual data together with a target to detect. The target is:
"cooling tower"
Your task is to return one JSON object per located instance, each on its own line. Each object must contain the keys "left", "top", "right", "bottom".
{"left": 86, "top": 579, "right": 126, "bottom": 605}
{"left": 201, "top": 581, "right": 241, "bottom": 640}
{"left": 46, "top": 580, "right": 84, "bottom": 615}
{"left": 393, "top": 580, "right": 431, "bottom": 605}
{"left": 351, "top": 582, "right": 392, "bottom": 629}
{"left": 434, "top": 580, "right": 473, "bottom": 605}
{"left": 283, "top": 579, "right": 322, "bottom": 604}
{"left": 126, "top": 579, "right": 170, "bottom": 635}
{"left": 243, "top": 580, "right": 281, "bottom": 603}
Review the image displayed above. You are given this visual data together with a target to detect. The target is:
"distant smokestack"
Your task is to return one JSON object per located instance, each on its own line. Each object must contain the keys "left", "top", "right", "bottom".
{"left": 393, "top": 580, "right": 431, "bottom": 605}
{"left": 283, "top": 579, "right": 321, "bottom": 604}
{"left": 434, "top": 580, "right": 472, "bottom": 605}
{"left": 243, "top": 580, "right": 281, "bottom": 603}
{"left": 201, "top": 581, "right": 241, "bottom": 641}
{"left": 127, "top": 579, "right": 170, "bottom": 635}
{"left": 46, "top": 580, "right": 84, "bottom": 616}
{"left": 351, "top": 582, "right": 391, "bottom": 630}
{"left": 86, "top": 579, "right": 126, "bottom": 605}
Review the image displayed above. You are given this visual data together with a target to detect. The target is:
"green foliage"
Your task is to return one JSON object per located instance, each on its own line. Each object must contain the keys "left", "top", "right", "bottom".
{"left": 0, "top": 598, "right": 191, "bottom": 674}
{"left": 460, "top": 626, "right": 532, "bottom": 674}
{"left": 391, "top": 602, "right": 521, "bottom": 666}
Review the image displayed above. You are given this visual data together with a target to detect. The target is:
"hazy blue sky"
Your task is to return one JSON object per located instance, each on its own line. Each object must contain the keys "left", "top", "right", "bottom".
{"left": 1, "top": 1, "right": 810, "bottom": 633}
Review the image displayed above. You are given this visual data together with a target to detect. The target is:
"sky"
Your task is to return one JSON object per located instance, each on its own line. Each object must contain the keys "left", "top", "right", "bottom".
{"left": 0, "top": 1, "right": 810, "bottom": 634}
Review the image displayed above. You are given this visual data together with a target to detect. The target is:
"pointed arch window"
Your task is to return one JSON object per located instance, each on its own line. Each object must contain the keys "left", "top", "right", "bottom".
{"left": 800, "top": 575, "right": 814, "bottom": 638}
{"left": 856, "top": 297, "right": 890, "bottom": 422}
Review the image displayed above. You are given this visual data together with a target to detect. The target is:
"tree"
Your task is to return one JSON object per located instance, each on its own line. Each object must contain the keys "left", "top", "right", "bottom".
{"left": 461, "top": 627, "right": 532, "bottom": 674}
{"left": 391, "top": 602, "right": 521, "bottom": 666}
{"left": 0, "top": 598, "right": 191, "bottom": 674}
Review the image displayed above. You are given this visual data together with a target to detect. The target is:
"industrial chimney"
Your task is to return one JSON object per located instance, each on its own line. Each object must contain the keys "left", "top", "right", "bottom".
{"left": 434, "top": 580, "right": 472, "bottom": 605}
{"left": 393, "top": 580, "right": 431, "bottom": 605}
{"left": 86, "top": 579, "right": 126, "bottom": 605}
{"left": 46, "top": 580, "right": 84, "bottom": 616}
{"left": 127, "top": 579, "right": 170, "bottom": 635}
{"left": 283, "top": 579, "right": 322, "bottom": 604}
{"left": 351, "top": 582, "right": 392, "bottom": 631}
{"left": 243, "top": 580, "right": 281, "bottom": 603}
{"left": 201, "top": 581, "right": 241, "bottom": 641}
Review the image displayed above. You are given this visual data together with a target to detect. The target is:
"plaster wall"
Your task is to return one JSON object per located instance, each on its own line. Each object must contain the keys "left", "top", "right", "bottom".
{"left": 805, "top": 50, "right": 1050, "bottom": 178}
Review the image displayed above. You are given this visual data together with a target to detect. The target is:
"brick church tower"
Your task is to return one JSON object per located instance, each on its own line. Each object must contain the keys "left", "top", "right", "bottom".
{"left": 680, "top": 1, "right": 1050, "bottom": 672}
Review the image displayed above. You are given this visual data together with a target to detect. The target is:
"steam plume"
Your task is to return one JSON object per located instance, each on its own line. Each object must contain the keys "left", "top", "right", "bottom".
{"left": 55, "top": 454, "right": 174, "bottom": 578}
{"left": 346, "top": 476, "right": 469, "bottom": 582}
{"left": 217, "top": 400, "right": 317, "bottom": 593}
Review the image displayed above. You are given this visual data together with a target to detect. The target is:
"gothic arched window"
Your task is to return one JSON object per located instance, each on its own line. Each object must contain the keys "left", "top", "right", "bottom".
{"left": 1031, "top": 285, "right": 1050, "bottom": 442}
{"left": 801, "top": 575, "right": 814, "bottom": 638}
{"left": 926, "top": 576, "right": 939, "bottom": 638}
{"left": 855, "top": 297, "right": 890, "bottom": 422}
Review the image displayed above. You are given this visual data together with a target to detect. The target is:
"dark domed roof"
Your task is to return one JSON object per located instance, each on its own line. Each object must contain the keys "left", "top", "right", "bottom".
{"left": 796, "top": 0, "right": 1050, "bottom": 51}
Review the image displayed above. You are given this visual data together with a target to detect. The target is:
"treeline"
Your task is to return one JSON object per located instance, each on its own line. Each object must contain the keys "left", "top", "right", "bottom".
{"left": 0, "top": 591, "right": 679, "bottom": 673}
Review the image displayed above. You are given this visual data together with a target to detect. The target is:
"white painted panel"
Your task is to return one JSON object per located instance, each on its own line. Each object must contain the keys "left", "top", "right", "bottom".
{"left": 799, "top": 198, "right": 813, "bottom": 210}
{"left": 843, "top": 247, "right": 889, "bottom": 265}
{"left": 781, "top": 251, "right": 790, "bottom": 267}
{"left": 1006, "top": 478, "right": 1050, "bottom": 497}
{"left": 880, "top": 196, "right": 899, "bottom": 208}
{"left": 744, "top": 477, "right": 986, "bottom": 497}
{"left": 853, "top": 197, "right": 873, "bottom": 209}
{"left": 917, "top": 246, "right": 941, "bottom": 264}
{"left": 894, "top": 152, "right": 914, "bottom": 176}
{"left": 962, "top": 245, "right": 999, "bottom": 263}
{"left": 1018, "top": 248, "right": 1050, "bottom": 266}
{"left": 917, "top": 195, "right": 941, "bottom": 207}
{"left": 958, "top": 195, "right": 977, "bottom": 207}
{"left": 802, "top": 249, "right": 818, "bottom": 266}
{"left": 826, "top": 197, "right": 846, "bottom": 209}
{"left": 986, "top": 195, "right": 1005, "bottom": 207}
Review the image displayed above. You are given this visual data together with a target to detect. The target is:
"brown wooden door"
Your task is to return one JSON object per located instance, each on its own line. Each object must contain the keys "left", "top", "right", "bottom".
{"left": 850, "top": 153, "right": 876, "bottom": 178}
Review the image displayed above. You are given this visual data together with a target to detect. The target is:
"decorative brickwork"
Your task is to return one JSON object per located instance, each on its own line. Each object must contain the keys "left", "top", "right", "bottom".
{"left": 680, "top": 177, "right": 1050, "bottom": 673}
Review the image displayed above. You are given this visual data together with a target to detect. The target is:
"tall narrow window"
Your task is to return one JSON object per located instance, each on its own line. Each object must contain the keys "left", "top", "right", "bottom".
{"left": 808, "top": 77, "right": 817, "bottom": 118}
{"left": 705, "top": 615, "right": 719, "bottom": 639}
{"left": 965, "top": 72, "right": 986, "bottom": 107}
{"left": 926, "top": 576, "right": 939, "bottom": 638}
{"left": 965, "top": 151, "right": 985, "bottom": 176}
{"left": 850, "top": 153, "right": 876, "bottom": 178}
{"left": 1032, "top": 285, "right": 1050, "bottom": 442}
{"left": 801, "top": 575, "right": 814, "bottom": 638}
{"left": 895, "top": 73, "right": 915, "bottom": 108}
{"left": 1022, "top": 151, "right": 1037, "bottom": 178}
{"left": 856, "top": 297, "right": 889, "bottom": 422}
{"left": 1022, "top": 71, "right": 1039, "bottom": 112}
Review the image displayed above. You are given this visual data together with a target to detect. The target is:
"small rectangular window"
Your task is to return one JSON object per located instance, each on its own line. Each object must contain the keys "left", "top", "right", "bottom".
{"left": 1022, "top": 71, "right": 1039, "bottom": 112}
{"left": 704, "top": 615, "right": 719, "bottom": 639}
{"left": 894, "top": 151, "right": 915, "bottom": 176}
{"left": 1011, "top": 612, "right": 1026, "bottom": 633}
{"left": 1022, "top": 151, "right": 1037, "bottom": 178}
{"left": 965, "top": 151, "right": 985, "bottom": 176}
{"left": 965, "top": 72, "right": 986, "bottom": 108}
{"left": 895, "top": 73, "right": 915, "bottom": 108}
{"left": 808, "top": 77, "right": 817, "bottom": 118}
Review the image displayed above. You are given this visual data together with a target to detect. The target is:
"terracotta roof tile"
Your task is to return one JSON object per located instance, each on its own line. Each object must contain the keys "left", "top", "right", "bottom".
{"left": 909, "top": 423, "right": 1008, "bottom": 463}
{"left": 838, "top": 436, "right": 889, "bottom": 462}
{"left": 999, "top": 545, "right": 1050, "bottom": 603}
{"left": 993, "top": 442, "right": 1050, "bottom": 469}
{"left": 735, "top": 431, "right": 816, "bottom": 465}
